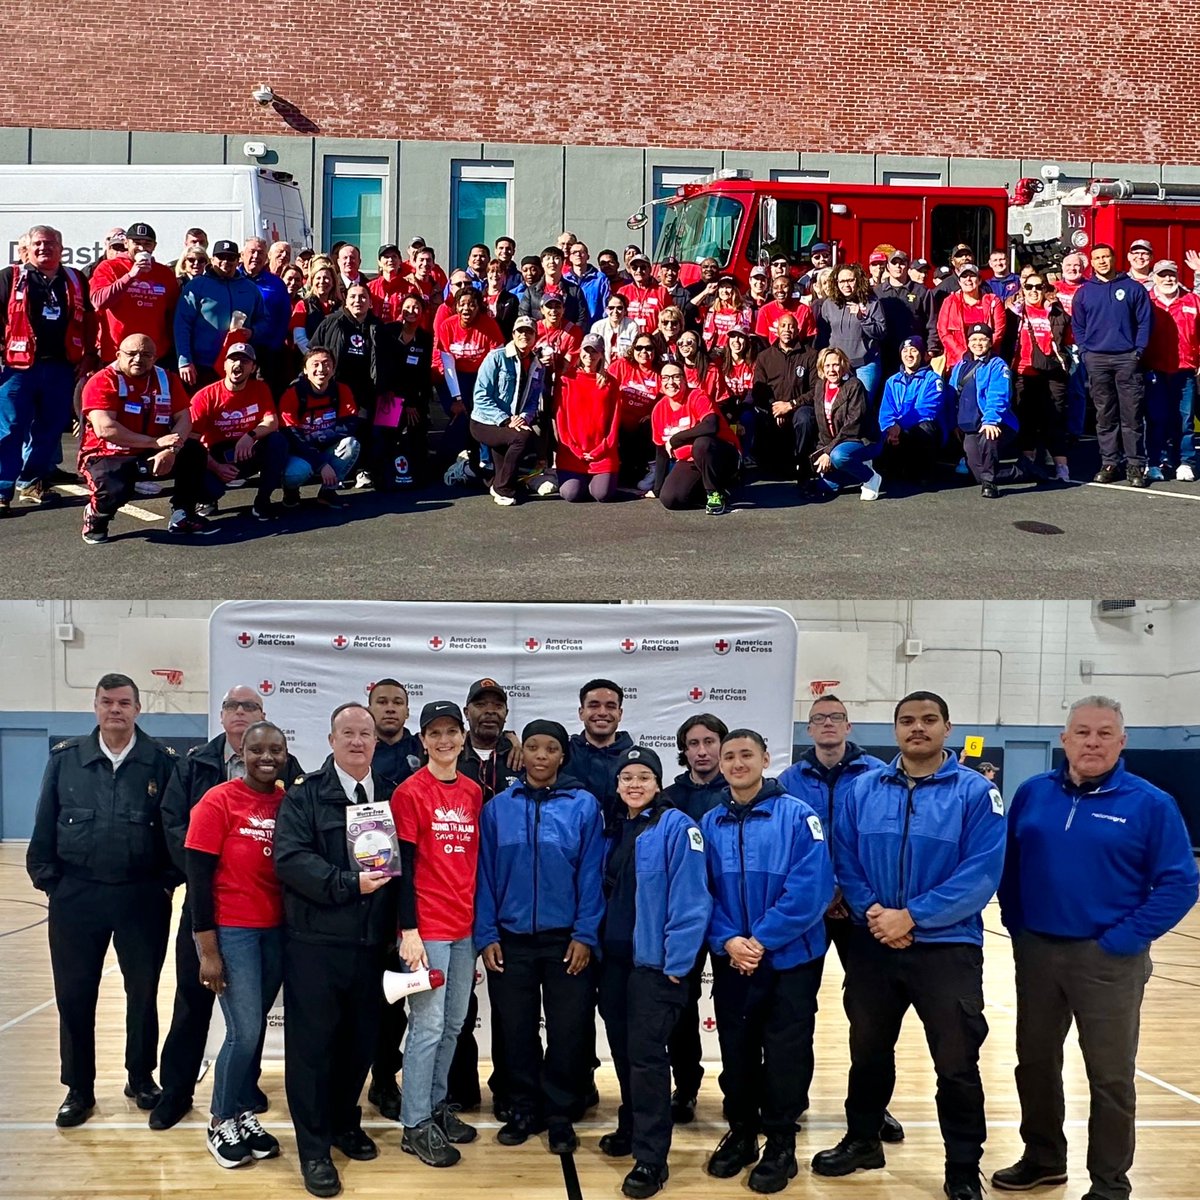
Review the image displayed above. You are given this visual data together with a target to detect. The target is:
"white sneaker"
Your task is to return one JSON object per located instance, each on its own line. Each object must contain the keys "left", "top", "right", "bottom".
{"left": 489, "top": 486, "right": 516, "bottom": 507}
{"left": 354, "top": 470, "right": 373, "bottom": 489}
{"left": 133, "top": 480, "right": 163, "bottom": 496}
{"left": 206, "top": 1117, "right": 252, "bottom": 1169}
{"left": 1177, "top": 463, "right": 1196, "bottom": 482}
{"left": 1054, "top": 463, "right": 1071, "bottom": 483}
{"left": 443, "top": 451, "right": 476, "bottom": 487}
{"left": 859, "top": 467, "right": 882, "bottom": 501}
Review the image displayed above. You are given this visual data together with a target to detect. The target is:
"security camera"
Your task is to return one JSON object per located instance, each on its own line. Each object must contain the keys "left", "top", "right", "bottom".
{"left": 1144, "top": 623, "right": 1155, "bottom": 634}
{"left": 251, "top": 84, "right": 275, "bottom": 107}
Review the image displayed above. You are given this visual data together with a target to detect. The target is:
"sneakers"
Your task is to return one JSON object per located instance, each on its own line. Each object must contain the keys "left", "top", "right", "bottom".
{"left": 133, "top": 479, "right": 163, "bottom": 496}
{"left": 206, "top": 1117, "right": 252, "bottom": 1168}
{"left": 622, "top": 1161, "right": 669, "bottom": 1198}
{"left": 238, "top": 1111, "right": 280, "bottom": 1159}
{"left": 402, "top": 1117, "right": 461, "bottom": 1167}
{"left": 316, "top": 487, "right": 345, "bottom": 508}
{"left": 55, "top": 1088, "right": 96, "bottom": 1127}
{"left": 433, "top": 1101, "right": 477, "bottom": 1144}
{"left": 548, "top": 1120, "right": 578, "bottom": 1154}
{"left": 1093, "top": 463, "right": 1122, "bottom": 483}
{"left": 749, "top": 1136, "right": 798, "bottom": 1194}
{"left": 196, "top": 500, "right": 219, "bottom": 517}
{"left": 367, "top": 1078, "right": 402, "bottom": 1122}
{"left": 981, "top": 482, "right": 999, "bottom": 499}
{"left": 1127, "top": 465, "right": 1150, "bottom": 488}
{"left": 354, "top": 470, "right": 373, "bottom": 489}
{"left": 497, "top": 1112, "right": 546, "bottom": 1145}
{"left": 1054, "top": 463, "right": 1071, "bottom": 483}
{"left": 600, "top": 1128, "right": 633, "bottom": 1157}
{"left": 705, "top": 490, "right": 730, "bottom": 515}
{"left": 859, "top": 467, "right": 882, "bottom": 501}
{"left": 167, "top": 509, "right": 216, "bottom": 536}
{"left": 16, "top": 479, "right": 46, "bottom": 505}
{"left": 0, "top": 497, "right": 9, "bottom": 517}
{"left": 810, "top": 1134, "right": 885, "bottom": 1177}
{"left": 249, "top": 501, "right": 276, "bottom": 521}
{"left": 81, "top": 510, "right": 111, "bottom": 545}
{"left": 669, "top": 1089, "right": 697, "bottom": 1124}
{"left": 489, "top": 486, "right": 517, "bottom": 506}
{"left": 444, "top": 451, "right": 477, "bottom": 487}
{"left": 1145, "top": 465, "right": 1165, "bottom": 483}
{"left": 707, "top": 1127, "right": 760, "bottom": 1178}
{"left": 990, "top": 1157, "right": 1068, "bottom": 1191}
{"left": 282, "top": 487, "right": 302, "bottom": 507}
{"left": 1177, "top": 463, "right": 1196, "bottom": 482}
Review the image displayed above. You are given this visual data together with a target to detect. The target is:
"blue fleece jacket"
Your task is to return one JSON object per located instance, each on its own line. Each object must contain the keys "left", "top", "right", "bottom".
{"left": 474, "top": 776, "right": 605, "bottom": 950}
{"left": 603, "top": 804, "right": 712, "bottom": 977}
{"left": 835, "top": 752, "right": 1007, "bottom": 946}
{"left": 879, "top": 367, "right": 949, "bottom": 434}
{"left": 950, "top": 354, "right": 1017, "bottom": 432}
{"left": 174, "top": 273, "right": 266, "bottom": 370}
{"left": 998, "top": 760, "right": 1198, "bottom": 955}
{"left": 568, "top": 731, "right": 635, "bottom": 822}
{"left": 701, "top": 779, "right": 834, "bottom": 968}
{"left": 564, "top": 265, "right": 609, "bottom": 328}
{"left": 238, "top": 267, "right": 292, "bottom": 351}
{"left": 1072, "top": 273, "right": 1153, "bottom": 354}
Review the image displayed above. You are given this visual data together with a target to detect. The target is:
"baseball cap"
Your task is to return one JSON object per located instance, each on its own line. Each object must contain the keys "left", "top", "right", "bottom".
{"left": 749, "top": 265, "right": 768, "bottom": 279}
{"left": 419, "top": 700, "right": 465, "bottom": 731}
{"left": 810, "top": 242, "right": 831, "bottom": 254}
{"left": 869, "top": 251, "right": 888, "bottom": 265}
{"left": 1153, "top": 259, "right": 1178, "bottom": 275}
{"left": 913, "top": 257, "right": 930, "bottom": 270}
{"left": 770, "top": 254, "right": 790, "bottom": 265}
{"left": 889, "top": 250, "right": 910, "bottom": 264}
{"left": 126, "top": 221, "right": 156, "bottom": 241}
{"left": 718, "top": 275, "right": 736, "bottom": 285}
{"left": 212, "top": 239, "right": 239, "bottom": 258}
{"left": 629, "top": 253, "right": 651, "bottom": 267}
{"left": 958, "top": 263, "right": 981, "bottom": 277}
{"left": 965, "top": 322, "right": 994, "bottom": 338}
{"left": 1129, "top": 239, "right": 1153, "bottom": 253}
{"left": 104, "top": 226, "right": 126, "bottom": 246}
{"left": 660, "top": 256, "right": 681, "bottom": 270}
{"left": 225, "top": 342, "right": 257, "bottom": 361}
{"left": 581, "top": 332, "right": 605, "bottom": 352}
{"left": 512, "top": 315, "right": 538, "bottom": 334}
{"left": 727, "top": 323, "right": 752, "bottom": 338}
{"left": 540, "top": 292, "right": 564, "bottom": 306}
{"left": 377, "top": 243, "right": 401, "bottom": 258}
{"left": 951, "top": 243, "right": 974, "bottom": 258}
{"left": 408, "top": 236, "right": 427, "bottom": 249}
{"left": 466, "top": 678, "right": 508, "bottom": 704}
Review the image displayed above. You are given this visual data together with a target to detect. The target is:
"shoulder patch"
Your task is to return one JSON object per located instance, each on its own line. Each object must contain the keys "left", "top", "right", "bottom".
{"left": 988, "top": 788, "right": 1004, "bottom": 816}
{"left": 164, "top": 745, "right": 177, "bottom": 756}
{"left": 292, "top": 775, "right": 305, "bottom": 786}
{"left": 687, "top": 826, "right": 704, "bottom": 852}
{"left": 51, "top": 738, "right": 75, "bottom": 752}
{"left": 187, "top": 744, "right": 202, "bottom": 756}
{"left": 807, "top": 814, "right": 825, "bottom": 841}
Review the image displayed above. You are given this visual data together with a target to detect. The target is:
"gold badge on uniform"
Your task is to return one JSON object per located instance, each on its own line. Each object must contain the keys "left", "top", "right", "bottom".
{"left": 147, "top": 781, "right": 158, "bottom": 796}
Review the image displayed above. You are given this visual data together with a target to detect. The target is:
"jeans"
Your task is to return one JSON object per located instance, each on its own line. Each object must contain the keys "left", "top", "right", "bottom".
{"left": 399, "top": 937, "right": 476, "bottom": 1128}
{"left": 853, "top": 362, "right": 881, "bottom": 404}
{"left": 0, "top": 359, "right": 75, "bottom": 497}
{"left": 1146, "top": 369, "right": 1197, "bottom": 468}
{"left": 207, "top": 925, "right": 284, "bottom": 1122}
{"left": 827, "top": 439, "right": 881, "bottom": 484}
{"left": 281, "top": 436, "right": 360, "bottom": 488}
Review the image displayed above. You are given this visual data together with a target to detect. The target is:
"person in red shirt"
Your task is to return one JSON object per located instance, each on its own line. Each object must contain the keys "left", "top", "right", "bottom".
{"left": 936, "top": 265, "right": 1004, "bottom": 370}
{"left": 536, "top": 293, "right": 583, "bottom": 371}
{"left": 702, "top": 278, "right": 754, "bottom": 355}
{"left": 186, "top": 720, "right": 290, "bottom": 1169}
{"left": 188, "top": 344, "right": 287, "bottom": 519}
{"left": 88, "top": 220, "right": 180, "bottom": 362}
{"left": 609, "top": 335, "right": 661, "bottom": 490}
{"left": 650, "top": 362, "right": 740, "bottom": 514}
{"left": 404, "top": 248, "right": 444, "bottom": 331}
{"left": 755, "top": 275, "right": 817, "bottom": 345}
{"left": 555, "top": 335, "right": 620, "bottom": 503}
{"left": 1011, "top": 273, "right": 1073, "bottom": 483}
{"left": 716, "top": 327, "right": 759, "bottom": 465}
{"left": 619, "top": 254, "right": 672, "bottom": 334}
{"left": 78, "top": 333, "right": 209, "bottom": 543}
{"left": 1144, "top": 259, "right": 1200, "bottom": 481}
{"left": 433, "top": 288, "right": 504, "bottom": 464}
{"left": 676, "top": 330, "right": 719, "bottom": 400}
{"left": 390, "top": 701, "right": 484, "bottom": 1168}
{"left": 369, "top": 244, "right": 413, "bottom": 324}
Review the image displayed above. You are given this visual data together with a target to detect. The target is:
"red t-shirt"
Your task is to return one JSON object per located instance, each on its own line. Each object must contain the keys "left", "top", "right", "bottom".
{"left": 719, "top": 359, "right": 756, "bottom": 401}
{"left": 390, "top": 768, "right": 483, "bottom": 942}
{"left": 754, "top": 299, "right": 816, "bottom": 344}
{"left": 536, "top": 320, "right": 583, "bottom": 366}
{"left": 618, "top": 283, "right": 673, "bottom": 333}
{"left": 369, "top": 274, "right": 414, "bottom": 323}
{"left": 89, "top": 257, "right": 180, "bottom": 360}
{"left": 651, "top": 388, "right": 739, "bottom": 461}
{"left": 278, "top": 381, "right": 358, "bottom": 434}
{"left": 185, "top": 779, "right": 284, "bottom": 929}
{"left": 79, "top": 364, "right": 190, "bottom": 461}
{"left": 610, "top": 358, "right": 661, "bottom": 430}
{"left": 189, "top": 379, "right": 276, "bottom": 447}
{"left": 433, "top": 314, "right": 504, "bottom": 375}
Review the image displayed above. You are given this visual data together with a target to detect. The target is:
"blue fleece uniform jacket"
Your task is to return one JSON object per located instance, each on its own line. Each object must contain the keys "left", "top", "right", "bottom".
{"left": 835, "top": 752, "right": 1007, "bottom": 946}
{"left": 950, "top": 354, "right": 1017, "bottom": 432}
{"left": 701, "top": 779, "right": 834, "bottom": 969}
{"left": 998, "top": 760, "right": 1198, "bottom": 955}
{"left": 878, "top": 367, "right": 949, "bottom": 434}
{"left": 474, "top": 777, "right": 605, "bottom": 950}
{"left": 1072, "top": 273, "right": 1153, "bottom": 354}
{"left": 661, "top": 769, "right": 729, "bottom": 822}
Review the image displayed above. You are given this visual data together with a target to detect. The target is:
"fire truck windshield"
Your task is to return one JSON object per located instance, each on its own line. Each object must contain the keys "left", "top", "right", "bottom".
{"left": 655, "top": 193, "right": 744, "bottom": 266}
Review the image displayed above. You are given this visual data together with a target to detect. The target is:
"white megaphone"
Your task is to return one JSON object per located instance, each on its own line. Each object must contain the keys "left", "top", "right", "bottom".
{"left": 383, "top": 967, "right": 446, "bottom": 1005}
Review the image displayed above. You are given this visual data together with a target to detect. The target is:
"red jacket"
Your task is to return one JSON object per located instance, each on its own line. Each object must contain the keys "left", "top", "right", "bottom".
{"left": 4, "top": 264, "right": 87, "bottom": 368}
{"left": 1145, "top": 290, "right": 1200, "bottom": 373}
{"left": 609, "top": 358, "right": 660, "bottom": 430}
{"left": 936, "top": 291, "right": 1004, "bottom": 368}
{"left": 555, "top": 369, "right": 621, "bottom": 475}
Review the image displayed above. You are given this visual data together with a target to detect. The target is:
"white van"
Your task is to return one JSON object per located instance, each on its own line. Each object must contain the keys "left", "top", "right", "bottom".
{"left": 0, "top": 164, "right": 311, "bottom": 267}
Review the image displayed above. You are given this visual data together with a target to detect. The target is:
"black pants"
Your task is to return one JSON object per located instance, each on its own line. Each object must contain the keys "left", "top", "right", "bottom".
{"left": 371, "top": 946, "right": 407, "bottom": 1085}
{"left": 618, "top": 422, "right": 655, "bottom": 486}
{"left": 1014, "top": 371, "right": 1069, "bottom": 457}
{"left": 598, "top": 959, "right": 687, "bottom": 1167}
{"left": 666, "top": 948, "right": 706, "bottom": 1098}
{"left": 659, "top": 436, "right": 739, "bottom": 509}
{"left": 962, "top": 425, "right": 1019, "bottom": 484}
{"left": 487, "top": 929, "right": 594, "bottom": 1121}
{"left": 712, "top": 955, "right": 821, "bottom": 1138}
{"left": 283, "top": 938, "right": 384, "bottom": 1161}
{"left": 1085, "top": 350, "right": 1146, "bottom": 468}
{"left": 80, "top": 439, "right": 208, "bottom": 517}
{"left": 879, "top": 421, "right": 944, "bottom": 481}
{"left": 47, "top": 876, "right": 171, "bottom": 1092}
{"left": 200, "top": 433, "right": 288, "bottom": 506}
{"left": 470, "top": 418, "right": 535, "bottom": 498}
{"left": 843, "top": 928, "right": 988, "bottom": 1166}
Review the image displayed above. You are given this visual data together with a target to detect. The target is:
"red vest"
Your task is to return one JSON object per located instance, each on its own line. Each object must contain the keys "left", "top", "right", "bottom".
{"left": 4, "top": 266, "right": 87, "bottom": 368}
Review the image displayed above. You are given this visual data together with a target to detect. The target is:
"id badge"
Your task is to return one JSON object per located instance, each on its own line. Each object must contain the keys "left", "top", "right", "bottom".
{"left": 41, "top": 303, "right": 61, "bottom": 321}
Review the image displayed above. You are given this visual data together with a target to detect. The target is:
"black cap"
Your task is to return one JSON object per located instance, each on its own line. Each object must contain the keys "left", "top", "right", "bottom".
{"left": 225, "top": 342, "right": 256, "bottom": 361}
{"left": 212, "top": 239, "right": 239, "bottom": 258}
{"left": 466, "top": 677, "right": 507, "bottom": 704}
{"left": 660, "top": 256, "right": 681, "bottom": 270}
{"left": 889, "top": 250, "right": 910, "bottom": 263}
{"left": 126, "top": 221, "right": 157, "bottom": 241}
{"left": 520, "top": 254, "right": 542, "bottom": 268}
{"left": 965, "top": 322, "right": 994, "bottom": 339}
{"left": 951, "top": 243, "right": 974, "bottom": 257}
{"left": 377, "top": 243, "right": 401, "bottom": 258}
{"left": 615, "top": 745, "right": 663, "bottom": 786}
{"left": 419, "top": 700, "right": 465, "bottom": 731}
{"left": 540, "top": 292, "right": 564, "bottom": 306}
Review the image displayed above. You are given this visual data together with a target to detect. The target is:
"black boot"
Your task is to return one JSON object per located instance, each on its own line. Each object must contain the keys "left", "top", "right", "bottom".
{"left": 811, "top": 1133, "right": 885, "bottom": 1177}
{"left": 944, "top": 1163, "right": 984, "bottom": 1200}
{"left": 622, "top": 1161, "right": 669, "bottom": 1199}
{"left": 749, "top": 1135, "right": 798, "bottom": 1194}
{"left": 707, "top": 1126, "right": 760, "bottom": 1177}
{"left": 56, "top": 1089, "right": 96, "bottom": 1128}
{"left": 879, "top": 1109, "right": 904, "bottom": 1143}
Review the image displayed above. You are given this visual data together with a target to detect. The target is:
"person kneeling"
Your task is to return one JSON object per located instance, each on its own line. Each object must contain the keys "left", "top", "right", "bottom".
{"left": 555, "top": 335, "right": 621, "bottom": 502}
{"left": 878, "top": 336, "right": 948, "bottom": 483}
{"left": 650, "top": 365, "right": 740, "bottom": 515}
{"left": 811, "top": 348, "right": 882, "bottom": 501}
{"left": 950, "top": 323, "right": 1022, "bottom": 499}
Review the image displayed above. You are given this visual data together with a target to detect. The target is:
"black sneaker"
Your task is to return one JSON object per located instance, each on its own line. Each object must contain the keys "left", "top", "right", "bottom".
{"left": 980, "top": 482, "right": 999, "bottom": 499}
{"left": 492, "top": 1096, "right": 513, "bottom": 1123}
{"left": 749, "top": 1137, "right": 797, "bottom": 1194}
{"left": 600, "top": 1128, "right": 633, "bottom": 1157}
{"left": 433, "top": 1101, "right": 477, "bottom": 1144}
{"left": 1127, "top": 465, "right": 1150, "bottom": 488}
{"left": 990, "top": 1157, "right": 1068, "bottom": 1191}
{"left": 944, "top": 1164, "right": 984, "bottom": 1200}
{"left": 402, "top": 1117, "right": 461, "bottom": 1167}
{"left": 316, "top": 486, "right": 345, "bottom": 508}
{"left": 707, "top": 1127, "right": 760, "bottom": 1177}
{"left": 548, "top": 1120, "right": 578, "bottom": 1154}
{"left": 811, "top": 1134, "right": 885, "bottom": 1177}
{"left": 331, "top": 1125, "right": 377, "bottom": 1160}
{"left": 81, "top": 510, "right": 110, "bottom": 545}
{"left": 497, "top": 1112, "right": 546, "bottom": 1145}
{"left": 622, "top": 1161, "right": 669, "bottom": 1199}
{"left": 206, "top": 1117, "right": 252, "bottom": 1168}
{"left": 238, "top": 1110, "right": 280, "bottom": 1159}
{"left": 55, "top": 1088, "right": 95, "bottom": 1127}
{"left": 670, "top": 1089, "right": 697, "bottom": 1123}
{"left": 879, "top": 1109, "right": 905, "bottom": 1143}
{"left": 168, "top": 509, "right": 217, "bottom": 536}
{"left": 148, "top": 1092, "right": 191, "bottom": 1130}
{"left": 196, "top": 500, "right": 219, "bottom": 517}
{"left": 124, "top": 1077, "right": 163, "bottom": 1110}
{"left": 301, "top": 1157, "right": 340, "bottom": 1198}
{"left": 368, "top": 1078, "right": 402, "bottom": 1121}
{"left": 0, "top": 497, "right": 10, "bottom": 517}
{"left": 282, "top": 487, "right": 302, "bottom": 508}
{"left": 1093, "top": 464, "right": 1122, "bottom": 484}
{"left": 249, "top": 501, "right": 276, "bottom": 521}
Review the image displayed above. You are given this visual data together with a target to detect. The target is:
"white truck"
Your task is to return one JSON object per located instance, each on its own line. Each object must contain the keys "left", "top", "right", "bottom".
{"left": 0, "top": 164, "right": 311, "bottom": 266}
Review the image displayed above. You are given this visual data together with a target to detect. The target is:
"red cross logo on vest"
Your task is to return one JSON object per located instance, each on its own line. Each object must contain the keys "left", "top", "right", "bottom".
{"left": 689, "top": 687, "right": 705, "bottom": 702}
{"left": 428, "top": 636, "right": 444, "bottom": 651}
{"left": 714, "top": 638, "right": 730, "bottom": 654}
{"left": 524, "top": 637, "right": 541, "bottom": 653}
{"left": 620, "top": 638, "right": 637, "bottom": 653}
{"left": 259, "top": 679, "right": 275, "bottom": 695}
{"left": 332, "top": 635, "right": 348, "bottom": 649}
{"left": 236, "top": 632, "right": 253, "bottom": 647}
{"left": 703, "top": 1017, "right": 716, "bottom": 1031}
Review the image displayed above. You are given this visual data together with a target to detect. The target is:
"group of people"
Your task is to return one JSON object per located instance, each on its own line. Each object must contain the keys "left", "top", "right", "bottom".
{"left": 27, "top": 667, "right": 1197, "bottom": 1200}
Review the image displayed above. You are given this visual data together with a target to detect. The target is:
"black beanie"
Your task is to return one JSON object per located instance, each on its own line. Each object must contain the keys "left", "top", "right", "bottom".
{"left": 615, "top": 745, "right": 663, "bottom": 787}
{"left": 521, "top": 719, "right": 570, "bottom": 763}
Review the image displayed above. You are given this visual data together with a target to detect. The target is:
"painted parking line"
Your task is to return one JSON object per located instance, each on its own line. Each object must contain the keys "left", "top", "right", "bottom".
{"left": 56, "top": 484, "right": 165, "bottom": 522}
{"left": 1082, "top": 480, "right": 1200, "bottom": 502}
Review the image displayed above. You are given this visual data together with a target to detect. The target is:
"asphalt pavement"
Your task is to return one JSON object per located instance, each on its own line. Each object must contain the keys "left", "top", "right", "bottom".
{"left": 2, "top": 438, "right": 1197, "bottom": 599}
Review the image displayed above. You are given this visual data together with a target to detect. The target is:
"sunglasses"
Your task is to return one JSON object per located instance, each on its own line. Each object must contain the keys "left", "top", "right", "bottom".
{"left": 185, "top": 257, "right": 207, "bottom": 264}
{"left": 1023, "top": 283, "right": 1045, "bottom": 291}
{"left": 607, "top": 305, "right": 624, "bottom": 312}
{"left": 221, "top": 700, "right": 263, "bottom": 713}
{"left": 660, "top": 318, "right": 680, "bottom": 326}
{"left": 633, "top": 345, "right": 654, "bottom": 352}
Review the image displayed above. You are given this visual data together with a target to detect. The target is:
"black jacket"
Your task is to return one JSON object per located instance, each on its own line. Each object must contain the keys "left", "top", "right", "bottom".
{"left": 874, "top": 279, "right": 931, "bottom": 349}
{"left": 489, "top": 290, "right": 522, "bottom": 340}
{"left": 459, "top": 733, "right": 521, "bottom": 803}
{"left": 815, "top": 376, "right": 875, "bottom": 451}
{"left": 27, "top": 726, "right": 177, "bottom": 892}
{"left": 379, "top": 324, "right": 434, "bottom": 414}
{"left": 519, "top": 278, "right": 589, "bottom": 327}
{"left": 567, "top": 730, "right": 635, "bottom": 823}
{"left": 273, "top": 761, "right": 397, "bottom": 947}
{"left": 162, "top": 733, "right": 305, "bottom": 881}
{"left": 752, "top": 341, "right": 818, "bottom": 410}
{"left": 310, "top": 309, "right": 389, "bottom": 406}
{"left": 372, "top": 732, "right": 422, "bottom": 795}
{"left": 661, "top": 769, "right": 729, "bottom": 822}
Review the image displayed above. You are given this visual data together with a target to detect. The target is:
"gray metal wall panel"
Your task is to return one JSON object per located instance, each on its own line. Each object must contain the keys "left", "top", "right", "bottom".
{"left": 131, "top": 132, "right": 224, "bottom": 166}
{"left": 399, "top": 140, "right": 481, "bottom": 259}
{"left": 486, "top": 142, "right": 564, "bottom": 253}
{"left": 947, "top": 158, "right": 1021, "bottom": 187}
{"left": 563, "top": 145, "right": 645, "bottom": 256}
{"left": 801, "top": 152, "right": 873, "bottom": 182}
{"left": 0, "top": 127, "right": 31, "bottom": 164}
{"left": 30, "top": 128, "right": 131, "bottom": 164}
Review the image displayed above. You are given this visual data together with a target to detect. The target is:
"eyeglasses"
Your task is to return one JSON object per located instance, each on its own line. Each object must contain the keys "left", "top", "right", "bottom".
{"left": 607, "top": 305, "right": 624, "bottom": 312}
{"left": 661, "top": 374, "right": 684, "bottom": 382}
{"left": 809, "top": 713, "right": 847, "bottom": 725}
{"left": 221, "top": 700, "right": 263, "bottom": 713}
{"left": 837, "top": 276, "right": 855, "bottom": 285}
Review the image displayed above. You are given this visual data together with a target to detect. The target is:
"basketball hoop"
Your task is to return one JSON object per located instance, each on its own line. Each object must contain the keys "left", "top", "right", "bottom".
{"left": 151, "top": 668, "right": 184, "bottom": 687}
{"left": 809, "top": 679, "right": 840, "bottom": 697}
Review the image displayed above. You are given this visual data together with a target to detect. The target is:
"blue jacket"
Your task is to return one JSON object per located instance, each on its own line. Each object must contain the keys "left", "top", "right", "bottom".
{"left": 661, "top": 769, "right": 728, "bottom": 822}
{"left": 835, "top": 752, "right": 1007, "bottom": 946}
{"left": 472, "top": 343, "right": 548, "bottom": 426}
{"left": 568, "top": 731, "right": 635, "bottom": 822}
{"left": 1072, "top": 273, "right": 1152, "bottom": 355}
{"left": 565, "top": 265, "right": 610, "bottom": 327}
{"left": 949, "top": 354, "right": 1017, "bottom": 432}
{"left": 603, "top": 803, "right": 712, "bottom": 977}
{"left": 998, "top": 760, "right": 1198, "bottom": 955}
{"left": 701, "top": 779, "right": 834, "bottom": 969}
{"left": 474, "top": 776, "right": 605, "bottom": 950}
{"left": 174, "top": 273, "right": 265, "bottom": 370}
{"left": 239, "top": 267, "right": 292, "bottom": 351}
{"left": 879, "top": 367, "right": 948, "bottom": 434}
{"left": 986, "top": 272, "right": 1021, "bottom": 302}
{"left": 778, "top": 743, "right": 888, "bottom": 877}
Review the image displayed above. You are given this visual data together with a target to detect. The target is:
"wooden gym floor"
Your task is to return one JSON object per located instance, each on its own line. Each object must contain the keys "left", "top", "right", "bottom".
{"left": 1, "top": 843, "right": 1198, "bottom": 1200}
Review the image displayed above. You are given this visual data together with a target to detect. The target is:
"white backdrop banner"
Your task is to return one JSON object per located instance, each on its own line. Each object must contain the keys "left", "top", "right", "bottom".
{"left": 204, "top": 601, "right": 799, "bottom": 1063}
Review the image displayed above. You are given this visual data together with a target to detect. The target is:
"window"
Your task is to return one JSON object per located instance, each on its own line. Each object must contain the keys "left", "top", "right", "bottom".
{"left": 743, "top": 199, "right": 822, "bottom": 265}
{"left": 655, "top": 194, "right": 743, "bottom": 268}
{"left": 323, "top": 157, "right": 389, "bottom": 256}
{"left": 770, "top": 170, "right": 830, "bottom": 183}
{"left": 931, "top": 204, "right": 996, "bottom": 268}
{"left": 883, "top": 171, "right": 944, "bottom": 188}
{"left": 451, "top": 162, "right": 513, "bottom": 270}
{"left": 652, "top": 168, "right": 713, "bottom": 246}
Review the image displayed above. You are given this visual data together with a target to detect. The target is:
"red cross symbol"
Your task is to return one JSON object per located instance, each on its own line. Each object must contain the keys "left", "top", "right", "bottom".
{"left": 429, "top": 636, "right": 444, "bottom": 650}
{"left": 525, "top": 637, "right": 540, "bottom": 652}
{"left": 714, "top": 638, "right": 730, "bottom": 654}
{"left": 332, "top": 635, "right": 348, "bottom": 649}
{"left": 620, "top": 638, "right": 636, "bottom": 652}
{"left": 259, "top": 680, "right": 275, "bottom": 695}
{"left": 236, "top": 632, "right": 253, "bottom": 647}
{"left": 689, "top": 687, "right": 705, "bottom": 702}
{"left": 703, "top": 1017, "right": 716, "bottom": 1031}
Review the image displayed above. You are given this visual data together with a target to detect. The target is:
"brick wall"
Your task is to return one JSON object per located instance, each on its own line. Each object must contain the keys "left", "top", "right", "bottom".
{"left": 4, "top": 2, "right": 1195, "bottom": 160}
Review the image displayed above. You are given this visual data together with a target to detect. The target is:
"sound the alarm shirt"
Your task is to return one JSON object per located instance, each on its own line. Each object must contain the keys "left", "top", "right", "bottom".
{"left": 188, "top": 379, "right": 276, "bottom": 447}
{"left": 391, "top": 768, "right": 484, "bottom": 941}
